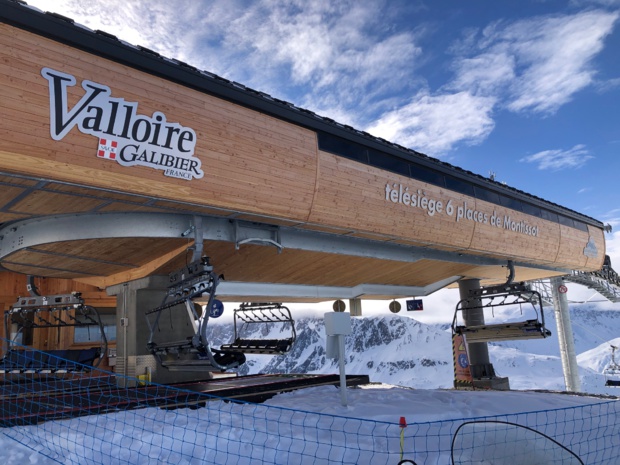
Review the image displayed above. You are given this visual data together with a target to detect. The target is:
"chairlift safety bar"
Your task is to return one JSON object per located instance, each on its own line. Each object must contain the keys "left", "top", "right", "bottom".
{"left": 452, "top": 283, "right": 551, "bottom": 343}
{"left": 220, "top": 302, "right": 297, "bottom": 355}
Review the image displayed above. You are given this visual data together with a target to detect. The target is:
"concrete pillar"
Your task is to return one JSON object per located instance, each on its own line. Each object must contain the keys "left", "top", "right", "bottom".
{"left": 550, "top": 277, "right": 581, "bottom": 392}
{"left": 349, "top": 298, "right": 362, "bottom": 316}
{"left": 458, "top": 278, "right": 495, "bottom": 379}
{"left": 108, "top": 276, "right": 209, "bottom": 387}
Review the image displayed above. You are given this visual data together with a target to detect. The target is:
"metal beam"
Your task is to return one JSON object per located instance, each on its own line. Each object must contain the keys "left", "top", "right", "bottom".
{"left": 0, "top": 212, "right": 571, "bottom": 272}
{"left": 216, "top": 275, "right": 461, "bottom": 299}
{"left": 0, "top": 212, "right": 193, "bottom": 258}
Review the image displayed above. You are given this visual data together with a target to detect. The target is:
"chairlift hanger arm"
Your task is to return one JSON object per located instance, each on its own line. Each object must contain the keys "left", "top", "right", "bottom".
{"left": 146, "top": 256, "right": 245, "bottom": 372}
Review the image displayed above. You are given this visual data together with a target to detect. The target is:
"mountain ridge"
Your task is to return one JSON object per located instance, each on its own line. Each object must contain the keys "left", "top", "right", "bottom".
{"left": 206, "top": 304, "right": 620, "bottom": 395}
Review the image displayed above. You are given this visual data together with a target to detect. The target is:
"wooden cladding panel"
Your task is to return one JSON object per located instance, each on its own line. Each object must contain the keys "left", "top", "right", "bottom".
{"left": 297, "top": 223, "right": 355, "bottom": 235}
{"left": 173, "top": 241, "right": 472, "bottom": 288}
{"left": 44, "top": 183, "right": 154, "bottom": 204}
{"left": 0, "top": 175, "right": 38, "bottom": 187}
{"left": 9, "top": 190, "right": 107, "bottom": 215}
{"left": 1, "top": 237, "right": 188, "bottom": 279}
{"left": 309, "top": 153, "right": 475, "bottom": 249}
{"left": 555, "top": 224, "right": 590, "bottom": 270}
{"left": 309, "top": 151, "right": 602, "bottom": 269}
{"left": 97, "top": 203, "right": 171, "bottom": 214}
{"left": 0, "top": 24, "right": 318, "bottom": 221}
{"left": 0, "top": 212, "right": 28, "bottom": 223}
{"left": 33, "top": 238, "right": 188, "bottom": 267}
{"left": 4, "top": 250, "right": 129, "bottom": 277}
{"left": 0, "top": 23, "right": 606, "bottom": 276}
{"left": 586, "top": 225, "right": 606, "bottom": 271}
{"left": 0, "top": 185, "right": 27, "bottom": 207}
{"left": 152, "top": 200, "right": 233, "bottom": 216}
{"left": 2, "top": 262, "right": 93, "bottom": 279}
{"left": 467, "top": 201, "right": 560, "bottom": 266}
{"left": 230, "top": 214, "right": 302, "bottom": 227}
{"left": 460, "top": 265, "right": 566, "bottom": 284}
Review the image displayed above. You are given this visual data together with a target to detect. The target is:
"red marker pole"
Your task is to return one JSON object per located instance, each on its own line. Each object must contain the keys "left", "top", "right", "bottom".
{"left": 399, "top": 416, "right": 407, "bottom": 460}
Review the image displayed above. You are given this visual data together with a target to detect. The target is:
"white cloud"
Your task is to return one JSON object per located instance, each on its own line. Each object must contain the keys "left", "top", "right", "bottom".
{"left": 24, "top": 0, "right": 209, "bottom": 61}
{"left": 570, "top": 0, "right": 620, "bottom": 6}
{"left": 604, "top": 230, "right": 620, "bottom": 272}
{"left": 450, "top": 51, "right": 516, "bottom": 96}
{"left": 600, "top": 209, "right": 620, "bottom": 233}
{"left": 450, "top": 10, "right": 619, "bottom": 114}
{"left": 223, "top": 0, "right": 424, "bottom": 115}
{"left": 595, "top": 77, "right": 620, "bottom": 93}
{"left": 374, "top": 9, "right": 619, "bottom": 155}
{"left": 520, "top": 144, "right": 594, "bottom": 170}
{"left": 366, "top": 91, "right": 496, "bottom": 155}
{"left": 27, "top": 0, "right": 425, "bottom": 125}
{"left": 24, "top": 1, "right": 619, "bottom": 158}
{"left": 507, "top": 11, "right": 618, "bottom": 113}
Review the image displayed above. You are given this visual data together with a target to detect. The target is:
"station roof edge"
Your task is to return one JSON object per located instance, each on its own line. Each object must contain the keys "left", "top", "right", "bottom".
{"left": 0, "top": 0, "right": 604, "bottom": 229}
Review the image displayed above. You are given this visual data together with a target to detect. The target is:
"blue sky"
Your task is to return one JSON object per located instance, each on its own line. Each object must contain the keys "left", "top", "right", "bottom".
{"left": 24, "top": 0, "right": 620, "bottom": 268}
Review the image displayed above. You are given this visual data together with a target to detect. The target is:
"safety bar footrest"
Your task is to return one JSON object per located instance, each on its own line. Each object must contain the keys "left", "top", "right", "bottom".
{"left": 221, "top": 338, "right": 295, "bottom": 355}
{"left": 454, "top": 321, "right": 551, "bottom": 343}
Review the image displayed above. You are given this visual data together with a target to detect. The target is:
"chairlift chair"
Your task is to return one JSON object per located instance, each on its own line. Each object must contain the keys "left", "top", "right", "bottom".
{"left": 452, "top": 282, "right": 551, "bottom": 343}
{"left": 604, "top": 345, "right": 620, "bottom": 387}
{"left": 1, "top": 292, "right": 108, "bottom": 373}
{"left": 145, "top": 257, "right": 246, "bottom": 372}
{"left": 220, "top": 302, "right": 296, "bottom": 355}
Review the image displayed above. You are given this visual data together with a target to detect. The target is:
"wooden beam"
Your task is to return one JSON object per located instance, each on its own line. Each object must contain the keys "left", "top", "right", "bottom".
{"left": 73, "top": 241, "right": 193, "bottom": 289}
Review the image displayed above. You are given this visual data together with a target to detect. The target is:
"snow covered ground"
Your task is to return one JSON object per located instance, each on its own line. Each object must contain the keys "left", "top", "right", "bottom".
{"left": 1, "top": 301, "right": 619, "bottom": 464}
{"left": 0, "top": 384, "right": 616, "bottom": 464}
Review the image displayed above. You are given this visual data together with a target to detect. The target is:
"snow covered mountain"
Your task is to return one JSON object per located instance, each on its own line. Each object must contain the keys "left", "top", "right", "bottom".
{"left": 207, "top": 303, "right": 620, "bottom": 395}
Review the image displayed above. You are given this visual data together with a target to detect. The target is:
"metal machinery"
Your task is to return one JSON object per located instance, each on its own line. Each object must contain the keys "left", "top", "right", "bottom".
{"left": 452, "top": 282, "right": 552, "bottom": 343}
{"left": 604, "top": 345, "right": 620, "bottom": 387}
{"left": 220, "top": 302, "right": 296, "bottom": 355}
{"left": 566, "top": 255, "right": 620, "bottom": 303}
{"left": 146, "top": 257, "right": 297, "bottom": 372}
{"left": 145, "top": 256, "right": 245, "bottom": 372}
{"left": 1, "top": 292, "right": 107, "bottom": 373}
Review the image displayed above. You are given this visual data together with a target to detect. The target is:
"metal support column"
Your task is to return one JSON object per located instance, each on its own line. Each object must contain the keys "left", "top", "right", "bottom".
{"left": 349, "top": 298, "right": 362, "bottom": 316}
{"left": 550, "top": 277, "right": 581, "bottom": 392}
{"left": 458, "top": 279, "right": 495, "bottom": 379}
{"left": 108, "top": 276, "right": 210, "bottom": 387}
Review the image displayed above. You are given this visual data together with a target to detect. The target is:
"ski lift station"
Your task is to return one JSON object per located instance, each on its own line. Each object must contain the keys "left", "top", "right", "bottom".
{"left": 1, "top": 0, "right": 619, "bottom": 395}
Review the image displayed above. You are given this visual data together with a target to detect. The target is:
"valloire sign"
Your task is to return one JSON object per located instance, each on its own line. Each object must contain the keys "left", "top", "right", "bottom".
{"left": 41, "top": 67, "right": 203, "bottom": 181}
